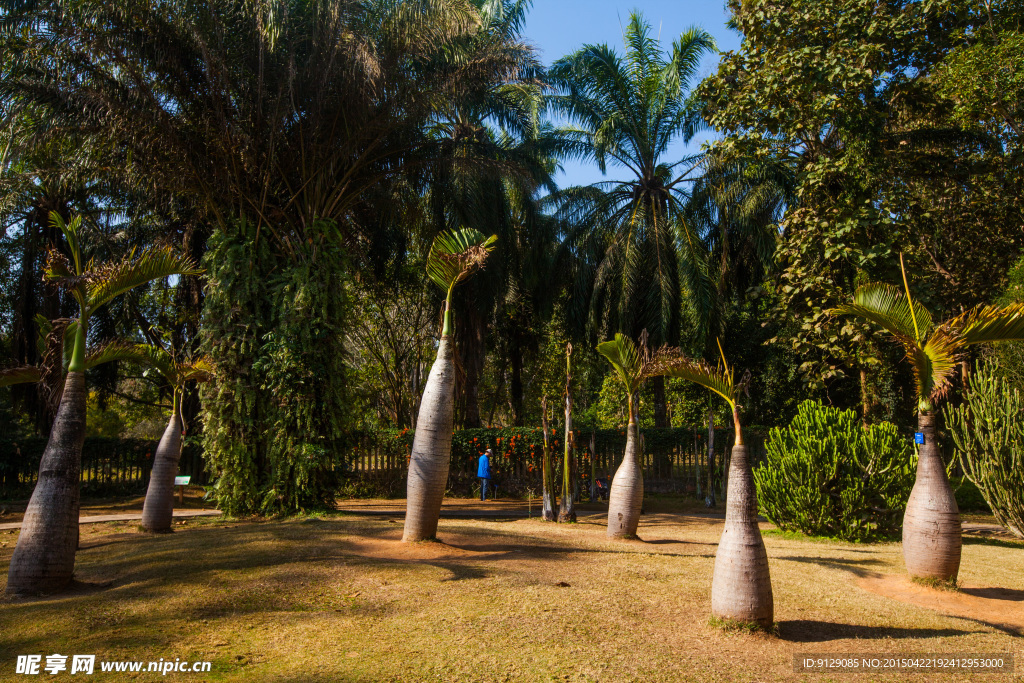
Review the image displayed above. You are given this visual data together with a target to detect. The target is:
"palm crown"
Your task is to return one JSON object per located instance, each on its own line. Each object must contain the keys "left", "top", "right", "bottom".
{"left": 42, "top": 212, "right": 202, "bottom": 373}
{"left": 549, "top": 13, "right": 716, "bottom": 345}
{"left": 426, "top": 228, "right": 498, "bottom": 335}
{"left": 834, "top": 258, "right": 1024, "bottom": 412}
{"left": 655, "top": 339, "right": 747, "bottom": 444}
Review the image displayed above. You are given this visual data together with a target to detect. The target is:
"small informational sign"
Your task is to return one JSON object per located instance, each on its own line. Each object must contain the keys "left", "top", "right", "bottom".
{"left": 914, "top": 432, "right": 925, "bottom": 445}
{"left": 174, "top": 475, "right": 191, "bottom": 486}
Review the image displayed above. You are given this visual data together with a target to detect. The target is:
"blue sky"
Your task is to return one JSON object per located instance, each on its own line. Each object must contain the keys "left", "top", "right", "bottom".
{"left": 521, "top": 1, "right": 741, "bottom": 188}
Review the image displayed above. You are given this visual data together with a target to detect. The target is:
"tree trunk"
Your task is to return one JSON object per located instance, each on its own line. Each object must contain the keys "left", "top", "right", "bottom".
{"left": 457, "top": 302, "right": 485, "bottom": 428}
{"left": 541, "top": 398, "right": 556, "bottom": 521}
{"left": 403, "top": 336, "right": 456, "bottom": 542}
{"left": 859, "top": 368, "right": 871, "bottom": 428}
{"left": 559, "top": 394, "right": 576, "bottom": 523}
{"left": 7, "top": 371, "right": 87, "bottom": 595}
{"left": 589, "top": 432, "right": 597, "bottom": 502}
{"left": 652, "top": 375, "right": 669, "bottom": 428}
{"left": 706, "top": 408, "right": 716, "bottom": 506}
{"left": 509, "top": 333, "right": 524, "bottom": 426}
{"left": 141, "top": 413, "right": 184, "bottom": 533}
{"left": 607, "top": 396, "right": 643, "bottom": 539}
{"left": 903, "top": 411, "right": 961, "bottom": 581}
{"left": 710, "top": 443, "right": 774, "bottom": 627}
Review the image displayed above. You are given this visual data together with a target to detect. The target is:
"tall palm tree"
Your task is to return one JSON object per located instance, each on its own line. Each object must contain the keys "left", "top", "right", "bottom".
{"left": 404, "top": 228, "right": 496, "bottom": 542}
{"left": 6, "top": 213, "right": 200, "bottom": 594}
{"left": 596, "top": 332, "right": 656, "bottom": 539}
{"left": 549, "top": 13, "right": 716, "bottom": 427}
{"left": 834, "top": 257, "right": 1024, "bottom": 581}
{"left": 657, "top": 340, "right": 773, "bottom": 627}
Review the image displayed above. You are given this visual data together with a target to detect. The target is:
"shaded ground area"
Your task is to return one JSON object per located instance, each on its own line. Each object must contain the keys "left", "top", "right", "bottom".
{"left": 0, "top": 487, "right": 212, "bottom": 524}
{"left": 1, "top": 508, "right": 1022, "bottom": 682}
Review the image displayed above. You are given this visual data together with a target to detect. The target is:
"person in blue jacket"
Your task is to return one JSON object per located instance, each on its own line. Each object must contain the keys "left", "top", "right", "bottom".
{"left": 478, "top": 448, "right": 492, "bottom": 501}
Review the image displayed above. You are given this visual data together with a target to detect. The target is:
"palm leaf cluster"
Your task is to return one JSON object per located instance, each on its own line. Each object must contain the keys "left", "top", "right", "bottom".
{"left": 548, "top": 13, "right": 716, "bottom": 346}
{"left": 834, "top": 264, "right": 1024, "bottom": 411}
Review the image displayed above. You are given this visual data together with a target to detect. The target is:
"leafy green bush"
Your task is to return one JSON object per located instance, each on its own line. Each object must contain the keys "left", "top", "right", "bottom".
{"left": 754, "top": 400, "right": 915, "bottom": 541}
{"left": 946, "top": 358, "right": 1024, "bottom": 538}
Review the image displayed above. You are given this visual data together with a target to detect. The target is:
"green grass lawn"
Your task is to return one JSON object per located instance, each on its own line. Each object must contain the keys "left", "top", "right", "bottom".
{"left": 1, "top": 511, "right": 1022, "bottom": 682}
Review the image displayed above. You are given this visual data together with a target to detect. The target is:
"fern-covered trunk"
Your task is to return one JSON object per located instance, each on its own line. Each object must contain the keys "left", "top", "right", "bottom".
{"left": 903, "top": 411, "right": 961, "bottom": 581}
{"left": 141, "top": 413, "right": 183, "bottom": 533}
{"left": 403, "top": 336, "right": 456, "bottom": 541}
{"left": 541, "top": 401, "right": 556, "bottom": 521}
{"left": 7, "top": 371, "right": 86, "bottom": 595}
{"left": 710, "top": 442, "right": 773, "bottom": 626}
{"left": 607, "top": 395, "right": 642, "bottom": 539}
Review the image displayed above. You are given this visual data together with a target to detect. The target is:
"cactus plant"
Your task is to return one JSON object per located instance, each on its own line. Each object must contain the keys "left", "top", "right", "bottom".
{"left": 755, "top": 400, "right": 915, "bottom": 542}
{"left": 946, "top": 359, "right": 1024, "bottom": 539}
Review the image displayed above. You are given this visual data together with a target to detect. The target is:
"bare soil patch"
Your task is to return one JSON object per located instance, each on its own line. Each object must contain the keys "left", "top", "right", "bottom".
{"left": 858, "top": 575, "right": 1024, "bottom": 636}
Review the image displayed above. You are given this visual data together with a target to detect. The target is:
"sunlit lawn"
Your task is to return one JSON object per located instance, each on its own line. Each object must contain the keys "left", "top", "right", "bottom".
{"left": 1, "top": 507, "right": 1022, "bottom": 682}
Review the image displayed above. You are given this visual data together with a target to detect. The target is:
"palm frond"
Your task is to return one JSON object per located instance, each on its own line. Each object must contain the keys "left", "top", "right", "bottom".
{"left": 0, "top": 365, "right": 42, "bottom": 388}
{"left": 179, "top": 357, "right": 215, "bottom": 384}
{"left": 832, "top": 282, "right": 933, "bottom": 342}
{"left": 654, "top": 346, "right": 737, "bottom": 410}
{"left": 83, "top": 342, "right": 167, "bottom": 374}
{"left": 425, "top": 227, "right": 498, "bottom": 293}
{"left": 86, "top": 247, "right": 202, "bottom": 314}
{"left": 596, "top": 333, "right": 643, "bottom": 394}
{"left": 947, "top": 303, "right": 1024, "bottom": 346}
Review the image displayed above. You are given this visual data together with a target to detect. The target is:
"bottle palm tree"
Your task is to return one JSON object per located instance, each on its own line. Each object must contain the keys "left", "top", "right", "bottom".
{"left": 6, "top": 213, "right": 201, "bottom": 595}
{"left": 549, "top": 13, "right": 716, "bottom": 427}
{"left": 132, "top": 347, "right": 213, "bottom": 533}
{"left": 834, "top": 257, "right": 1024, "bottom": 581}
{"left": 596, "top": 332, "right": 657, "bottom": 539}
{"left": 657, "top": 340, "right": 773, "bottom": 628}
{"left": 403, "top": 228, "right": 497, "bottom": 542}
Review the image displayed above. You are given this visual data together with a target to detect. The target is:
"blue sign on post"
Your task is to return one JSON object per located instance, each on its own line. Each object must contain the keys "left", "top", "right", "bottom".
{"left": 914, "top": 432, "right": 925, "bottom": 445}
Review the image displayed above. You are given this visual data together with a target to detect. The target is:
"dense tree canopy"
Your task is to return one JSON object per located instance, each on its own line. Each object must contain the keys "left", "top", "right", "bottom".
{"left": 1, "top": 0, "right": 1021, "bottom": 513}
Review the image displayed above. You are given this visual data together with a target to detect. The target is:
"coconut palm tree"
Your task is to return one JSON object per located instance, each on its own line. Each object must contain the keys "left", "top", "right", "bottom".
{"left": 403, "top": 228, "right": 497, "bottom": 542}
{"left": 834, "top": 257, "right": 1024, "bottom": 581}
{"left": 596, "top": 332, "right": 657, "bottom": 539}
{"left": 657, "top": 340, "right": 773, "bottom": 627}
{"left": 5, "top": 213, "right": 200, "bottom": 595}
{"left": 549, "top": 13, "right": 716, "bottom": 427}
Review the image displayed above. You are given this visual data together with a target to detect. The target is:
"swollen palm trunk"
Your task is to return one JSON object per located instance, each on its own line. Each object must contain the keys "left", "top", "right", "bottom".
{"left": 607, "top": 423, "right": 643, "bottom": 539}
{"left": 7, "top": 372, "right": 87, "bottom": 595}
{"left": 403, "top": 337, "right": 456, "bottom": 542}
{"left": 141, "top": 414, "right": 184, "bottom": 533}
{"left": 710, "top": 445, "right": 773, "bottom": 626}
{"left": 903, "top": 412, "right": 961, "bottom": 581}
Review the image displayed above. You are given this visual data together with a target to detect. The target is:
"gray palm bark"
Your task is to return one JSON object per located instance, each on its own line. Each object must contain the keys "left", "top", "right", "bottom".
{"left": 710, "top": 443, "right": 774, "bottom": 626}
{"left": 607, "top": 396, "right": 643, "bottom": 539}
{"left": 403, "top": 336, "right": 456, "bottom": 541}
{"left": 902, "top": 411, "right": 961, "bottom": 580}
{"left": 6, "top": 372, "right": 86, "bottom": 595}
{"left": 141, "top": 413, "right": 184, "bottom": 533}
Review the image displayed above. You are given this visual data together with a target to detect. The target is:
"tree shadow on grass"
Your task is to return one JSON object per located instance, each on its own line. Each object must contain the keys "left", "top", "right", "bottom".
{"left": 959, "top": 586, "right": 1024, "bottom": 601}
{"left": 777, "top": 555, "right": 888, "bottom": 579}
{"left": 961, "top": 536, "right": 1024, "bottom": 549}
{"left": 777, "top": 619, "right": 978, "bottom": 642}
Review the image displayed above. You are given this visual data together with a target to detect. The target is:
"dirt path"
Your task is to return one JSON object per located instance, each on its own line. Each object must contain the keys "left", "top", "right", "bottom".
{"left": 857, "top": 575, "right": 1024, "bottom": 636}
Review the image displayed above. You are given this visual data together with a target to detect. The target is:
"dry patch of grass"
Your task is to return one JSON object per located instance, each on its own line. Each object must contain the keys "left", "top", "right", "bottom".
{"left": 1, "top": 511, "right": 1022, "bottom": 682}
